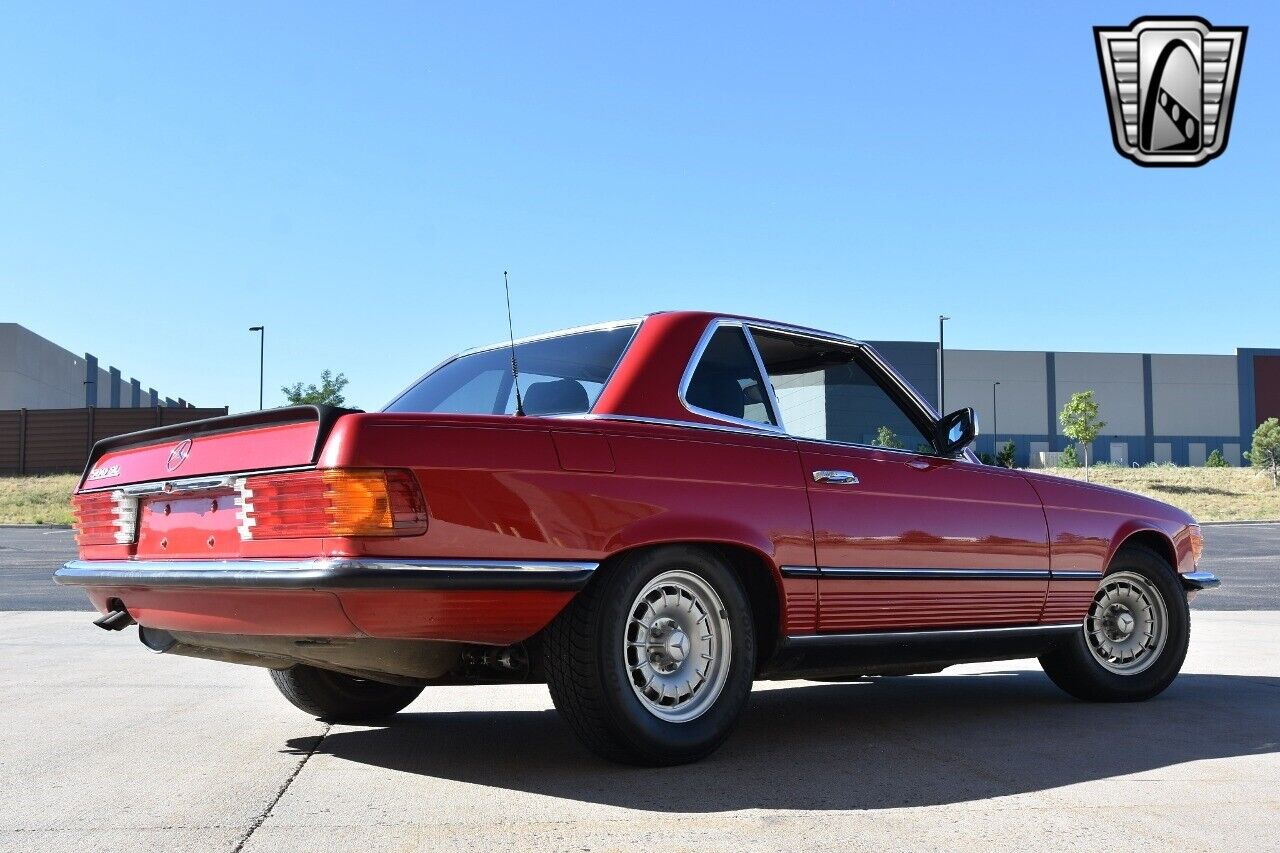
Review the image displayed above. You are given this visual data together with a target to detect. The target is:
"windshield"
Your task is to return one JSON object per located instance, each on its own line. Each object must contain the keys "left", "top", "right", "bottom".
{"left": 384, "top": 324, "right": 638, "bottom": 415}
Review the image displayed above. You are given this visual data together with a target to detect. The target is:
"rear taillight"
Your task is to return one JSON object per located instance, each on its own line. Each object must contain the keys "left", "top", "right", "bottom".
{"left": 236, "top": 469, "right": 428, "bottom": 539}
{"left": 72, "top": 490, "right": 138, "bottom": 546}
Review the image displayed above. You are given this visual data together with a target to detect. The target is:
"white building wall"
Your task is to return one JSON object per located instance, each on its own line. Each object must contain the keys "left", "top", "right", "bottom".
{"left": 1054, "top": 352, "right": 1146, "bottom": 435}
{"left": 1150, "top": 354, "right": 1239, "bottom": 436}
{"left": 0, "top": 323, "right": 87, "bottom": 408}
{"left": 945, "top": 350, "right": 1047, "bottom": 435}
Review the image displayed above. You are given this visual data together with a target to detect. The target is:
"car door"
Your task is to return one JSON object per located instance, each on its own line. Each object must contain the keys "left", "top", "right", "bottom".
{"left": 749, "top": 327, "right": 1051, "bottom": 634}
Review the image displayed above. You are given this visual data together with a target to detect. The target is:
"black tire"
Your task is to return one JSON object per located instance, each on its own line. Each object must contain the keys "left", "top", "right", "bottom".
{"left": 1039, "top": 544, "right": 1190, "bottom": 702}
{"left": 543, "top": 545, "right": 756, "bottom": 765}
{"left": 270, "top": 665, "right": 424, "bottom": 722}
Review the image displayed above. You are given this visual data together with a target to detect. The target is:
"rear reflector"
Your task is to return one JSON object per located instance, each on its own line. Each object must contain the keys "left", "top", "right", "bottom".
{"left": 72, "top": 490, "right": 138, "bottom": 546}
{"left": 236, "top": 469, "right": 427, "bottom": 539}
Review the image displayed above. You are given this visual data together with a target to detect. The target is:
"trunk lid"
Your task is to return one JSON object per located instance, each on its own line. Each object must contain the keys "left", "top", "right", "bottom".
{"left": 74, "top": 406, "right": 359, "bottom": 559}
{"left": 79, "top": 405, "right": 354, "bottom": 490}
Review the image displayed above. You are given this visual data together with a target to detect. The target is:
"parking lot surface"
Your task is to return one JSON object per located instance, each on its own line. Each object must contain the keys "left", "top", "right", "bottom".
{"left": 1, "top": 524, "right": 1277, "bottom": 852}
{"left": 3, "top": 611, "right": 1277, "bottom": 852}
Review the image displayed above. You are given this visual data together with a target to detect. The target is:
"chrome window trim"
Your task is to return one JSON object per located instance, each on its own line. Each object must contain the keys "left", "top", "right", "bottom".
{"left": 743, "top": 326, "right": 787, "bottom": 432}
{"left": 381, "top": 318, "right": 645, "bottom": 414}
{"left": 552, "top": 412, "right": 790, "bottom": 440}
{"left": 676, "top": 319, "right": 786, "bottom": 434}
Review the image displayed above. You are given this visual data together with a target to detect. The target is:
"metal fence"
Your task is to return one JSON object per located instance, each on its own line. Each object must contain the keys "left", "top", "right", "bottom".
{"left": 0, "top": 407, "right": 229, "bottom": 475}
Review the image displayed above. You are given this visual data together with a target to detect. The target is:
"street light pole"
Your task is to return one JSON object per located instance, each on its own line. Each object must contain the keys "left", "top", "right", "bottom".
{"left": 992, "top": 381, "right": 1001, "bottom": 464}
{"left": 938, "top": 315, "right": 950, "bottom": 413}
{"left": 249, "top": 326, "right": 265, "bottom": 409}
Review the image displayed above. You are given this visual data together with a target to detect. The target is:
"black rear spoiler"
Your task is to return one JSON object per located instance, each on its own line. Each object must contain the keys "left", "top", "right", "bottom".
{"left": 80, "top": 404, "right": 362, "bottom": 482}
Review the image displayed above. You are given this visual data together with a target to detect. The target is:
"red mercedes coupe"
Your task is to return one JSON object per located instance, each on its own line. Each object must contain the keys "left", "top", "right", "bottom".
{"left": 58, "top": 312, "right": 1219, "bottom": 765}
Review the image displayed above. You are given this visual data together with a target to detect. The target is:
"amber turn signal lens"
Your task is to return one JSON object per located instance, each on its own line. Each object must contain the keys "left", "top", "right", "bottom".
{"left": 239, "top": 468, "right": 428, "bottom": 539}
{"left": 1188, "top": 525, "right": 1204, "bottom": 566}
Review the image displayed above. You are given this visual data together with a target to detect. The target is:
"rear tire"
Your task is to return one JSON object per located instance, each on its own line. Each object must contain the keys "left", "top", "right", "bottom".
{"left": 270, "top": 665, "right": 424, "bottom": 722}
{"left": 543, "top": 545, "right": 756, "bottom": 765}
{"left": 1040, "top": 545, "right": 1189, "bottom": 702}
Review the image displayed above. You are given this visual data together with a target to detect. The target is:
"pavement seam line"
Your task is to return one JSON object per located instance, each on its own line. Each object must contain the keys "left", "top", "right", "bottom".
{"left": 231, "top": 723, "right": 330, "bottom": 853}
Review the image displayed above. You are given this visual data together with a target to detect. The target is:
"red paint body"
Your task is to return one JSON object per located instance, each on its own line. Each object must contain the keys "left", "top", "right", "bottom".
{"left": 67, "top": 312, "right": 1201, "bottom": 658}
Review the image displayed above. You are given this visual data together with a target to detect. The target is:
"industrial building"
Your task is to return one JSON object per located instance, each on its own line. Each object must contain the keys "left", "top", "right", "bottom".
{"left": 0, "top": 323, "right": 196, "bottom": 410}
{"left": 871, "top": 341, "right": 1280, "bottom": 467}
{"left": 2, "top": 320, "right": 1274, "bottom": 469}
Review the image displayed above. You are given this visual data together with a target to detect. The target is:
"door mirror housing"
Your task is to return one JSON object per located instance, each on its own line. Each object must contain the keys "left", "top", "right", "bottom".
{"left": 934, "top": 407, "right": 978, "bottom": 456}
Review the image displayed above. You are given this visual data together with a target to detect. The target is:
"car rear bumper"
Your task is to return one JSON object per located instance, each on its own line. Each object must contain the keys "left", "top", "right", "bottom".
{"left": 55, "top": 558, "right": 597, "bottom": 591}
{"left": 55, "top": 558, "right": 596, "bottom": 645}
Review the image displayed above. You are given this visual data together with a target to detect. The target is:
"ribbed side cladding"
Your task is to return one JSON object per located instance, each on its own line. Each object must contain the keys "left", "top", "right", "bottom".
{"left": 819, "top": 581, "right": 1047, "bottom": 631}
{"left": 782, "top": 578, "right": 818, "bottom": 633}
{"left": 1041, "top": 581, "right": 1098, "bottom": 623}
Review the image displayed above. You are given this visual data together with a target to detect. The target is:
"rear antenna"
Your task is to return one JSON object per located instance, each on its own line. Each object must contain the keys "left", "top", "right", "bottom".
{"left": 503, "top": 270, "right": 525, "bottom": 416}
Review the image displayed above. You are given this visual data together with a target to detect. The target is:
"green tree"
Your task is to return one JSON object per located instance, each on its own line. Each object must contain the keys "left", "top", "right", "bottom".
{"left": 1204, "top": 448, "right": 1230, "bottom": 468}
{"left": 873, "top": 426, "right": 903, "bottom": 449}
{"left": 996, "top": 439, "right": 1016, "bottom": 469}
{"left": 281, "top": 370, "right": 350, "bottom": 407}
{"left": 1059, "top": 443, "right": 1079, "bottom": 468}
{"left": 1059, "top": 390, "right": 1106, "bottom": 482}
{"left": 1244, "top": 417, "right": 1280, "bottom": 489}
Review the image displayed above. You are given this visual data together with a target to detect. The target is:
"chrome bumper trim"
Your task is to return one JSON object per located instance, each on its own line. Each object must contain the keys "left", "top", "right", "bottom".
{"left": 1181, "top": 570, "right": 1221, "bottom": 591}
{"left": 54, "top": 558, "right": 598, "bottom": 591}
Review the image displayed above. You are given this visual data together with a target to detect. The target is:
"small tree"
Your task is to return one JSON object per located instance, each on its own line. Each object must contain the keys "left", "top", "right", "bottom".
{"left": 996, "top": 440, "right": 1016, "bottom": 469}
{"left": 1244, "top": 417, "right": 1280, "bottom": 489}
{"left": 873, "top": 426, "right": 903, "bottom": 449}
{"left": 1059, "top": 443, "right": 1079, "bottom": 468}
{"left": 1059, "top": 391, "right": 1106, "bottom": 482}
{"left": 282, "top": 370, "right": 350, "bottom": 407}
{"left": 1204, "top": 448, "right": 1230, "bottom": 468}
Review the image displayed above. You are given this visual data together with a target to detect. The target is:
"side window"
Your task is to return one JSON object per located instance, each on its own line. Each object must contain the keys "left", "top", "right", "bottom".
{"left": 751, "top": 329, "right": 935, "bottom": 453}
{"left": 428, "top": 368, "right": 507, "bottom": 414}
{"left": 684, "top": 326, "right": 778, "bottom": 427}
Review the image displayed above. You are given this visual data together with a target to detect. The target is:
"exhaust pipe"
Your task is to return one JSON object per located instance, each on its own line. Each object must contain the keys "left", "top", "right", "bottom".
{"left": 93, "top": 608, "right": 136, "bottom": 631}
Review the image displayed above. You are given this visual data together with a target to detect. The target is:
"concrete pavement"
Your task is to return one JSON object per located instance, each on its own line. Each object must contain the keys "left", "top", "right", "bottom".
{"left": 2, "top": 610, "right": 1277, "bottom": 852}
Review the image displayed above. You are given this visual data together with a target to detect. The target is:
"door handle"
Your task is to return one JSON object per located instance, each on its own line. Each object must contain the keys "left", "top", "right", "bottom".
{"left": 812, "top": 469, "right": 859, "bottom": 485}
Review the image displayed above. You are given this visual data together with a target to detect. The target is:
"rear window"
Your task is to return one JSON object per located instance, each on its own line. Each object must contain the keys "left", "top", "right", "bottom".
{"left": 384, "top": 325, "right": 638, "bottom": 416}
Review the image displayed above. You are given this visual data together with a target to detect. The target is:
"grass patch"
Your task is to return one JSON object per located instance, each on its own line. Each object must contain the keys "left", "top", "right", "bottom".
{"left": 1029, "top": 466, "right": 1280, "bottom": 522}
{"left": 0, "top": 475, "right": 78, "bottom": 526}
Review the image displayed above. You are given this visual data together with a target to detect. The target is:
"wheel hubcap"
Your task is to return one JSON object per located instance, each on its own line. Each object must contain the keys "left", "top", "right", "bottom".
{"left": 1085, "top": 571, "right": 1168, "bottom": 675}
{"left": 624, "top": 570, "right": 731, "bottom": 723}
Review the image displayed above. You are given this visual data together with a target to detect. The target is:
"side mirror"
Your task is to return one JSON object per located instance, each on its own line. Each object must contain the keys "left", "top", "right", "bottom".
{"left": 934, "top": 407, "right": 978, "bottom": 456}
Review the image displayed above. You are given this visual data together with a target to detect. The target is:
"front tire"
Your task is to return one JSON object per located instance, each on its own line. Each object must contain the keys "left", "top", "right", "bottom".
{"left": 1040, "top": 544, "right": 1190, "bottom": 702}
{"left": 543, "top": 545, "right": 756, "bottom": 765}
{"left": 270, "top": 665, "right": 424, "bottom": 722}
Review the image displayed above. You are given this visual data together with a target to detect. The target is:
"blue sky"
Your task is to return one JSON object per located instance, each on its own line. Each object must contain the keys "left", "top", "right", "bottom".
{"left": 2, "top": 2, "right": 1275, "bottom": 412}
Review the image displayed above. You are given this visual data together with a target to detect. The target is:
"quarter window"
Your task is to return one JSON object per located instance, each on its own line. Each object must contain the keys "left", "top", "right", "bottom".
{"left": 684, "top": 326, "right": 777, "bottom": 427}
